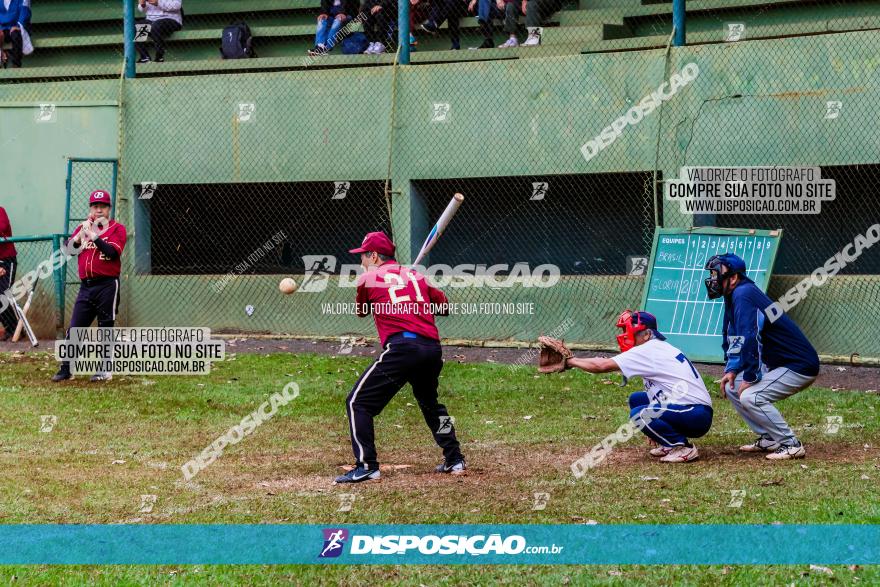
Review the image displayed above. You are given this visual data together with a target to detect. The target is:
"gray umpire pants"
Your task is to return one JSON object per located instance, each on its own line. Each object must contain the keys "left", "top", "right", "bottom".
{"left": 727, "top": 367, "right": 816, "bottom": 446}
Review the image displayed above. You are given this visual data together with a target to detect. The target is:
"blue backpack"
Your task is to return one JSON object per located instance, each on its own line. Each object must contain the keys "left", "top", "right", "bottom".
{"left": 341, "top": 32, "right": 369, "bottom": 55}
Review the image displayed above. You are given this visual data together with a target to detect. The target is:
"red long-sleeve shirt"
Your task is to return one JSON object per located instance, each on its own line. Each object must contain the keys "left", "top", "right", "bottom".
{"left": 0, "top": 207, "right": 16, "bottom": 259}
{"left": 71, "top": 220, "right": 127, "bottom": 279}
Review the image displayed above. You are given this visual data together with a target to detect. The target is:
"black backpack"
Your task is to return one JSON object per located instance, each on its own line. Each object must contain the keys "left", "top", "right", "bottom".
{"left": 220, "top": 22, "right": 255, "bottom": 59}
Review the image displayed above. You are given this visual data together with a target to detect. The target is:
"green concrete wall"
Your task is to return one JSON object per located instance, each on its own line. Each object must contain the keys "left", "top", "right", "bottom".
{"left": 0, "top": 82, "right": 119, "bottom": 235}
{"left": 1, "top": 29, "right": 878, "bottom": 359}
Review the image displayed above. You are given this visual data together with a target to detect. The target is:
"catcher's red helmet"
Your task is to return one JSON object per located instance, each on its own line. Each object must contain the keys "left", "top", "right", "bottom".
{"left": 615, "top": 309, "right": 664, "bottom": 352}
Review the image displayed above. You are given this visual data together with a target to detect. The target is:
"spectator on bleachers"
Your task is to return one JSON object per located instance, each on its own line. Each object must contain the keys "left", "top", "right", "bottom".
{"left": 419, "top": 0, "right": 466, "bottom": 50}
{"left": 464, "top": 0, "right": 519, "bottom": 49}
{"left": 0, "top": 0, "right": 31, "bottom": 68}
{"left": 361, "top": 0, "right": 396, "bottom": 54}
{"left": 310, "top": 0, "right": 359, "bottom": 56}
{"left": 408, "top": 0, "right": 428, "bottom": 49}
{"left": 136, "top": 0, "right": 183, "bottom": 63}
{"left": 523, "top": 0, "right": 561, "bottom": 46}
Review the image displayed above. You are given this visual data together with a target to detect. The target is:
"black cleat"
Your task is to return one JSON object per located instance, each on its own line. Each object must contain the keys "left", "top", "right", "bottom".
{"left": 334, "top": 466, "right": 381, "bottom": 484}
{"left": 435, "top": 459, "right": 466, "bottom": 474}
{"left": 51, "top": 370, "right": 72, "bottom": 382}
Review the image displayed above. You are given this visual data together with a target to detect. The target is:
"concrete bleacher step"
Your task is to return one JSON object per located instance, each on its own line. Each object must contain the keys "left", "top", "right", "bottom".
{"left": 29, "top": 24, "right": 318, "bottom": 50}
{"left": 583, "top": 12, "right": 880, "bottom": 53}
{"left": 32, "top": 0, "right": 320, "bottom": 24}
{"left": 586, "top": 0, "right": 842, "bottom": 26}
{"left": 5, "top": 0, "right": 879, "bottom": 79}
{"left": 21, "top": 16, "right": 600, "bottom": 56}
{"left": 0, "top": 40, "right": 588, "bottom": 82}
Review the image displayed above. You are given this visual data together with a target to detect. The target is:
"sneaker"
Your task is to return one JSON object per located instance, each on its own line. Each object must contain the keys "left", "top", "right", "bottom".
{"left": 308, "top": 45, "right": 327, "bottom": 56}
{"left": 137, "top": 56, "right": 151, "bottom": 64}
{"left": 334, "top": 465, "right": 381, "bottom": 484}
{"left": 155, "top": 55, "right": 165, "bottom": 63}
{"left": 373, "top": 43, "right": 386, "bottom": 54}
{"left": 523, "top": 27, "right": 541, "bottom": 46}
{"left": 90, "top": 372, "right": 113, "bottom": 382}
{"left": 363, "top": 42, "right": 378, "bottom": 54}
{"left": 498, "top": 37, "right": 519, "bottom": 48}
{"left": 435, "top": 459, "right": 466, "bottom": 474}
{"left": 421, "top": 20, "right": 439, "bottom": 35}
{"left": 649, "top": 445, "right": 674, "bottom": 457}
{"left": 739, "top": 437, "right": 781, "bottom": 453}
{"left": 660, "top": 445, "right": 699, "bottom": 463}
{"left": 765, "top": 443, "right": 806, "bottom": 460}
{"left": 51, "top": 370, "right": 72, "bottom": 382}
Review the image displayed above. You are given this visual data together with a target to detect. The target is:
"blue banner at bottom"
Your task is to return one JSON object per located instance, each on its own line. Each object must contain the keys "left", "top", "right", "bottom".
{"left": 1, "top": 525, "right": 878, "bottom": 565}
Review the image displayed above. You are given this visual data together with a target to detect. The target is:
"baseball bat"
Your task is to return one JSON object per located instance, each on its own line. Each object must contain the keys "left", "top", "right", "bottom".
{"left": 12, "top": 279, "right": 37, "bottom": 343}
{"left": 10, "top": 295, "right": 37, "bottom": 347}
{"left": 413, "top": 193, "right": 464, "bottom": 267}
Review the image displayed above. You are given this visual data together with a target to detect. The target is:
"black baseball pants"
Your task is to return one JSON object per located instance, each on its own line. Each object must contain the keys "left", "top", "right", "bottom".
{"left": 57, "top": 277, "right": 120, "bottom": 375}
{"left": 0, "top": 257, "right": 17, "bottom": 334}
{"left": 345, "top": 332, "right": 464, "bottom": 469}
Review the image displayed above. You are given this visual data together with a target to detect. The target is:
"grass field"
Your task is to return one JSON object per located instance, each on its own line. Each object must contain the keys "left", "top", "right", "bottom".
{"left": 1, "top": 349, "right": 878, "bottom": 585}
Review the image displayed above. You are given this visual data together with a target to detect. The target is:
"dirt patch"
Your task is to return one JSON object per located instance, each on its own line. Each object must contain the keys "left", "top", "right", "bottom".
{"left": 589, "top": 442, "right": 880, "bottom": 469}
{"left": 183, "top": 441, "right": 879, "bottom": 501}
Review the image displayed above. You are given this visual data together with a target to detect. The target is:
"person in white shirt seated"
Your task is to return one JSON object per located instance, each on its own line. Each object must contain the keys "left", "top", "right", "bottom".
{"left": 136, "top": 0, "right": 183, "bottom": 63}
{"left": 566, "top": 310, "right": 714, "bottom": 463}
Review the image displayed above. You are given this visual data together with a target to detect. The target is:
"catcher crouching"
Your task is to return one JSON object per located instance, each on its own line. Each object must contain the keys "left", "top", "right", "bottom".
{"left": 539, "top": 310, "right": 713, "bottom": 463}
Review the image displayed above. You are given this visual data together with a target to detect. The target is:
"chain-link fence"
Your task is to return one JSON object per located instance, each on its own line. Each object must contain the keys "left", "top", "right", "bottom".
{"left": 1, "top": 0, "right": 878, "bottom": 360}
{"left": 0, "top": 236, "right": 64, "bottom": 340}
{"left": 650, "top": 1, "right": 880, "bottom": 360}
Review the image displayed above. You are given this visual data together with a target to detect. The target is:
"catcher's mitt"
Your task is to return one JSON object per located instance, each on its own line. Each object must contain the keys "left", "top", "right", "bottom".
{"left": 537, "top": 336, "right": 573, "bottom": 374}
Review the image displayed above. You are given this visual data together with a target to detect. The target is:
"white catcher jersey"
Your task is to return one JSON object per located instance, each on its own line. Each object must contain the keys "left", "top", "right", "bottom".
{"left": 612, "top": 339, "right": 712, "bottom": 407}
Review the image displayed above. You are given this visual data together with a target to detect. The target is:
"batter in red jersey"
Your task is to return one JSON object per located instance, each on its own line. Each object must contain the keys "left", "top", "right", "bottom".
{"left": 335, "top": 231, "right": 465, "bottom": 483}
{"left": 52, "top": 189, "right": 127, "bottom": 383}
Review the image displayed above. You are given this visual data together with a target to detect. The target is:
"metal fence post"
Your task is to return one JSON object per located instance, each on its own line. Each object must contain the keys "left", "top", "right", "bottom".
{"left": 672, "top": 0, "right": 686, "bottom": 46}
{"left": 52, "top": 234, "right": 66, "bottom": 338}
{"left": 124, "top": 0, "right": 136, "bottom": 78}
{"left": 398, "top": 0, "right": 410, "bottom": 64}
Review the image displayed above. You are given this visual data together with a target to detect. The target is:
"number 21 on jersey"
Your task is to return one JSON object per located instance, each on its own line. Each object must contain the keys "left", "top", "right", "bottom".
{"left": 383, "top": 270, "right": 425, "bottom": 304}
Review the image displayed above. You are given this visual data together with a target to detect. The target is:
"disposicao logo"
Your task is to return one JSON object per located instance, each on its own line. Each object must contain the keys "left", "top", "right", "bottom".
{"left": 319, "top": 528, "right": 349, "bottom": 558}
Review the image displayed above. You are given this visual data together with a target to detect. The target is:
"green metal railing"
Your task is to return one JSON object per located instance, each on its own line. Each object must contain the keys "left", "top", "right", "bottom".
{"left": 0, "top": 234, "right": 70, "bottom": 338}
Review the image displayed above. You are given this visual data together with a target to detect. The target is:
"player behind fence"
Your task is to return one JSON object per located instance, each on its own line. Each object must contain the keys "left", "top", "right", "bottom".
{"left": 0, "top": 206, "right": 18, "bottom": 340}
{"left": 335, "top": 231, "right": 465, "bottom": 483}
{"left": 539, "top": 310, "right": 713, "bottom": 463}
{"left": 52, "top": 190, "right": 127, "bottom": 383}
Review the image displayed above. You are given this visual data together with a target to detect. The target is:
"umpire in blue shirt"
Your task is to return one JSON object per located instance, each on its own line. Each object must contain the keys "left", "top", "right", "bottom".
{"left": 705, "top": 253, "right": 820, "bottom": 460}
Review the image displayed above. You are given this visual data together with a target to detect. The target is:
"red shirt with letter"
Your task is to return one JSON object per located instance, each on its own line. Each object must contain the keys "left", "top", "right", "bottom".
{"left": 355, "top": 262, "right": 449, "bottom": 345}
{"left": 71, "top": 220, "right": 127, "bottom": 279}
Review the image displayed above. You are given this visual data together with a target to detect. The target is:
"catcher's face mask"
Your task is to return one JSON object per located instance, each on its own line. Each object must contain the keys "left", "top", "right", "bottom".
{"left": 616, "top": 310, "right": 647, "bottom": 352}
{"left": 704, "top": 254, "right": 742, "bottom": 299}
